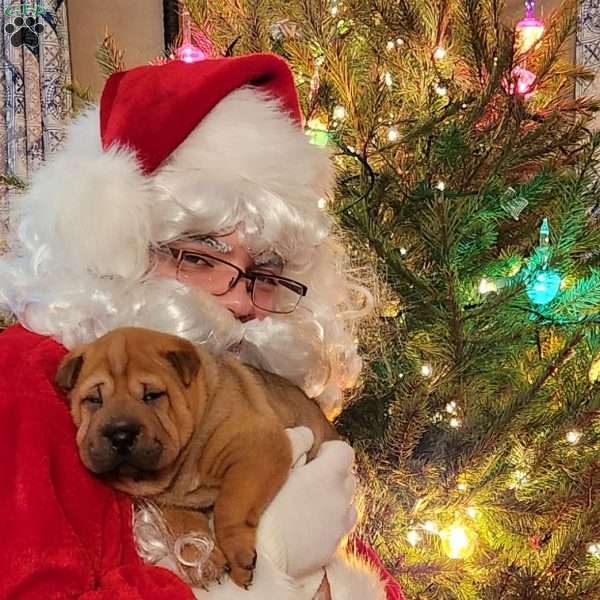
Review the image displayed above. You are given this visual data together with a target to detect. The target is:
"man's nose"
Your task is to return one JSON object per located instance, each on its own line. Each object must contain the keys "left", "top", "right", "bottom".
{"left": 221, "top": 278, "right": 256, "bottom": 321}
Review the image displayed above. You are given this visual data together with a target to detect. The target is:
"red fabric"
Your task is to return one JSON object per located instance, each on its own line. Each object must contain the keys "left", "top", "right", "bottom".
{"left": 0, "top": 323, "right": 407, "bottom": 600}
{"left": 0, "top": 324, "right": 194, "bottom": 600}
{"left": 100, "top": 53, "right": 303, "bottom": 174}
{"left": 350, "top": 537, "right": 406, "bottom": 600}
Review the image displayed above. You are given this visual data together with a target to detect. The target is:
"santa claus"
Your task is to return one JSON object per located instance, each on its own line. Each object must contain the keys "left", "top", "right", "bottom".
{"left": 0, "top": 53, "right": 404, "bottom": 599}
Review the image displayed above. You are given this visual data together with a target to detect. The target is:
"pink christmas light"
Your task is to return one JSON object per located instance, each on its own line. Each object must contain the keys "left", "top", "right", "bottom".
{"left": 515, "top": 1, "right": 544, "bottom": 53}
{"left": 176, "top": 8, "right": 212, "bottom": 63}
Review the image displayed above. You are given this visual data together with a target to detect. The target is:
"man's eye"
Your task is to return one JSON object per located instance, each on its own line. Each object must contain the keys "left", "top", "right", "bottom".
{"left": 255, "top": 274, "right": 278, "bottom": 286}
{"left": 83, "top": 396, "right": 102, "bottom": 406}
{"left": 181, "top": 253, "right": 206, "bottom": 265}
{"left": 143, "top": 391, "right": 165, "bottom": 403}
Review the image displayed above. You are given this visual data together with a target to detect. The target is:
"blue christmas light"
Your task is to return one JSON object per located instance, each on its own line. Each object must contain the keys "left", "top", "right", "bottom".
{"left": 526, "top": 268, "right": 561, "bottom": 305}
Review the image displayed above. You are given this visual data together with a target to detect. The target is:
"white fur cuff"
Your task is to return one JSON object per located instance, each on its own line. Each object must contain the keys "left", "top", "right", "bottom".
{"left": 324, "top": 550, "right": 388, "bottom": 600}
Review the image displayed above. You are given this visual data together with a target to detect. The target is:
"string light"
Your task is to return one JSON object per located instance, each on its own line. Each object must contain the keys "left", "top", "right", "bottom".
{"left": 479, "top": 277, "right": 498, "bottom": 295}
{"left": 445, "top": 401, "right": 458, "bottom": 414}
{"left": 176, "top": 8, "right": 209, "bottom": 63}
{"left": 588, "top": 543, "right": 600, "bottom": 558}
{"left": 509, "top": 469, "right": 528, "bottom": 489}
{"left": 433, "top": 46, "right": 447, "bottom": 60}
{"left": 406, "top": 529, "right": 422, "bottom": 546}
{"left": 440, "top": 524, "right": 477, "bottom": 559}
{"left": 386, "top": 40, "right": 395, "bottom": 50}
{"left": 333, "top": 105, "right": 347, "bottom": 120}
{"left": 423, "top": 520, "right": 439, "bottom": 533}
{"left": 515, "top": 0, "right": 544, "bottom": 53}
{"left": 457, "top": 482, "right": 468, "bottom": 492}
{"left": 435, "top": 84, "right": 448, "bottom": 96}
{"left": 317, "top": 198, "right": 327, "bottom": 209}
{"left": 466, "top": 506, "right": 478, "bottom": 519}
{"left": 436, "top": 181, "right": 446, "bottom": 191}
{"left": 449, "top": 417, "right": 462, "bottom": 429}
{"left": 384, "top": 71, "right": 393, "bottom": 87}
{"left": 399, "top": 246, "right": 408, "bottom": 255}
{"left": 420, "top": 363, "right": 433, "bottom": 377}
{"left": 387, "top": 127, "right": 399, "bottom": 142}
{"left": 566, "top": 430, "right": 582, "bottom": 445}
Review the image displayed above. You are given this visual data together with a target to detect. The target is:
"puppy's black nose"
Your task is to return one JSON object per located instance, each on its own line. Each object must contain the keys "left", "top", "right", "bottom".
{"left": 103, "top": 422, "right": 141, "bottom": 455}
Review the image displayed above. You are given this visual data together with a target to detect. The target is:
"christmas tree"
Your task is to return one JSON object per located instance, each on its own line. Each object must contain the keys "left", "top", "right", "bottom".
{"left": 185, "top": 0, "right": 600, "bottom": 598}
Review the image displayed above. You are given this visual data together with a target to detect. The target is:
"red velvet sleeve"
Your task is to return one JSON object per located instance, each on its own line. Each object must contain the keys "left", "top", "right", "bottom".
{"left": 0, "top": 325, "right": 194, "bottom": 600}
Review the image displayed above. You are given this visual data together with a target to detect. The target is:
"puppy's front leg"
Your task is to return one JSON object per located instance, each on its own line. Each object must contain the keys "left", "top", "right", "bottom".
{"left": 213, "top": 428, "right": 292, "bottom": 589}
{"left": 160, "top": 505, "right": 227, "bottom": 588}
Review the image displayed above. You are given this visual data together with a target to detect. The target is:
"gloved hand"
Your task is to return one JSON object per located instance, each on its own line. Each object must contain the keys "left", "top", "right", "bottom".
{"left": 256, "top": 426, "right": 358, "bottom": 579}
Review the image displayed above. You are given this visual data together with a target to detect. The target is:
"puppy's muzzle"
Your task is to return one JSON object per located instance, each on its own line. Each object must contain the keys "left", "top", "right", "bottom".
{"left": 103, "top": 421, "right": 141, "bottom": 456}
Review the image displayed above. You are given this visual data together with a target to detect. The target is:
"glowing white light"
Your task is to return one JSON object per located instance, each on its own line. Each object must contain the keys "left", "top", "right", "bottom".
{"left": 399, "top": 246, "right": 408, "bottom": 255}
{"left": 479, "top": 277, "right": 498, "bottom": 295}
{"left": 423, "top": 520, "right": 439, "bottom": 533}
{"left": 406, "top": 529, "right": 422, "bottom": 546}
{"left": 466, "top": 506, "right": 478, "bottom": 519}
{"left": 436, "top": 181, "right": 446, "bottom": 191}
{"left": 384, "top": 71, "right": 393, "bottom": 87}
{"left": 588, "top": 543, "right": 600, "bottom": 558}
{"left": 420, "top": 363, "right": 433, "bottom": 377}
{"left": 457, "top": 482, "right": 468, "bottom": 491}
{"left": 566, "top": 430, "right": 582, "bottom": 445}
{"left": 318, "top": 198, "right": 327, "bottom": 209}
{"left": 449, "top": 417, "right": 462, "bottom": 428}
{"left": 387, "top": 127, "right": 399, "bottom": 142}
{"left": 386, "top": 40, "right": 395, "bottom": 50}
{"left": 433, "top": 46, "right": 447, "bottom": 60}
{"left": 435, "top": 84, "right": 448, "bottom": 96}
{"left": 333, "top": 105, "right": 347, "bottom": 120}
{"left": 445, "top": 401, "right": 458, "bottom": 414}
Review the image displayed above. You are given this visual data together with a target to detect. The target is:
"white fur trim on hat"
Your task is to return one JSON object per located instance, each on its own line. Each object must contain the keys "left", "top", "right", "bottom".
{"left": 150, "top": 86, "right": 334, "bottom": 268}
{"left": 12, "top": 107, "right": 155, "bottom": 280}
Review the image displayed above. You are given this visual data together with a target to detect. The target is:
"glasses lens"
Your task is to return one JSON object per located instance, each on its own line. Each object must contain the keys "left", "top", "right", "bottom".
{"left": 252, "top": 273, "right": 304, "bottom": 314}
{"left": 176, "top": 252, "right": 238, "bottom": 294}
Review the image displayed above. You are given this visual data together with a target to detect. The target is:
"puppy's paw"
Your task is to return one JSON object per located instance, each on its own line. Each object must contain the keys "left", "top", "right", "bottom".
{"left": 219, "top": 529, "right": 257, "bottom": 589}
{"left": 203, "top": 545, "right": 229, "bottom": 584}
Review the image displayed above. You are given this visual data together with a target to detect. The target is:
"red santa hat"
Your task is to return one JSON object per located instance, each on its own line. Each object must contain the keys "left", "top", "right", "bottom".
{"left": 16, "top": 53, "right": 332, "bottom": 281}
{"left": 100, "top": 54, "right": 303, "bottom": 174}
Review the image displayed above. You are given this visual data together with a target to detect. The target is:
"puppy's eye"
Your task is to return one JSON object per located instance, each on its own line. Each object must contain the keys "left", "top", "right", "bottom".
{"left": 83, "top": 396, "right": 102, "bottom": 406}
{"left": 143, "top": 391, "right": 165, "bottom": 403}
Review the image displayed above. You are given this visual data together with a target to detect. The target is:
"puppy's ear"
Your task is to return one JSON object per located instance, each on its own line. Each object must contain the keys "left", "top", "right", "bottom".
{"left": 55, "top": 354, "right": 84, "bottom": 393}
{"left": 163, "top": 349, "right": 200, "bottom": 387}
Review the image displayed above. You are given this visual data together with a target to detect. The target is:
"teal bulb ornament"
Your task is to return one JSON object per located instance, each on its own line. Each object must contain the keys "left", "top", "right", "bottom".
{"left": 526, "top": 269, "right": 561, "bottom": 305}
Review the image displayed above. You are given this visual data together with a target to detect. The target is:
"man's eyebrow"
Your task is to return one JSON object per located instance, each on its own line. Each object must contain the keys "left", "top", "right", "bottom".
{"left": 185, "top": 235, "right": 232, "bottom": 254}
{"left": 253, "top": 253, "right": 284, "bottom": 270}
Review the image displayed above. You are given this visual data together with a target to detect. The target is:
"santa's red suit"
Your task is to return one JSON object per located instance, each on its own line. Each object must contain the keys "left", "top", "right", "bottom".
{"left": 0, "top": 53, "right": 406, "bottom": 599}
{"left": 0, "top": 324, "right": 404, "bottom": 599}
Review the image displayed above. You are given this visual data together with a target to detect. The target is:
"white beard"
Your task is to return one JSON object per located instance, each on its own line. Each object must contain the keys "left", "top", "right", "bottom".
{"left": 20, "top": 273, "right": 332, "bottom": 400}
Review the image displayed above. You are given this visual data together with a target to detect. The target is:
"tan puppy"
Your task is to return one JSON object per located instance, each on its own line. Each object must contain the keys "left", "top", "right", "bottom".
{"left": 55, "top": 326, "right": 338, "bottom": 589}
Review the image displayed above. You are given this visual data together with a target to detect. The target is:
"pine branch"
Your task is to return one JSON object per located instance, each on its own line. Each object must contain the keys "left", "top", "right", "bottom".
{"left": 95, "top": 28, "right": 126, "bottom": 78}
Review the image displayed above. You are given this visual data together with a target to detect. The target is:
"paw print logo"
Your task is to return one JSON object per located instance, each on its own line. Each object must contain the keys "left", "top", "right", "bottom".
{"left": 4, "top": 16, "right": 44, "bottom": 49}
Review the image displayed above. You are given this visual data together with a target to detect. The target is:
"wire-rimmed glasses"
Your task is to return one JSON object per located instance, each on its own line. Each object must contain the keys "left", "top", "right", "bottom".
{"left": 166, "top": 247, "right": 307, "bottom": 314}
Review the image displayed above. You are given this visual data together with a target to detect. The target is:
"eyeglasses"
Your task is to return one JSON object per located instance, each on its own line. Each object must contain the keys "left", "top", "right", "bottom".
{"left": 166, "top": 247, "right": 307, "bottom": 314}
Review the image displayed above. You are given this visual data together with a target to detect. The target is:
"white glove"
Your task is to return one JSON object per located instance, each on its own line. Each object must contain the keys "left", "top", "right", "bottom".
{"left": 256, "top": 426, "right": 358, "bottom": 579}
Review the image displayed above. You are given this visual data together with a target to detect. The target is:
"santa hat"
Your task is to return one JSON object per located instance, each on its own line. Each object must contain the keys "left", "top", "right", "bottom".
{"left": 14, "top": 53, "right": 333, "bottom": 281}
{"left": 100, "top": 54, "right": 304, "bottom": 174}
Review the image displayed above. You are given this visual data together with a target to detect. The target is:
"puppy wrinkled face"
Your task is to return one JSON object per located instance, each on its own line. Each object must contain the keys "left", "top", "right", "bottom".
{"left": 56, "top": 327, "right": 201, "bottom": 493}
